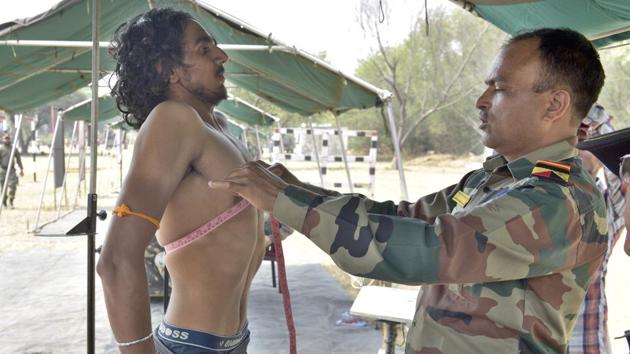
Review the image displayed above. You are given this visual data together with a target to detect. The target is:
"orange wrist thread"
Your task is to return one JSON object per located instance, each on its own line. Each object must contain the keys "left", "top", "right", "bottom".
{"left": 113, "top": 204, "right": 160, "bottom": 229}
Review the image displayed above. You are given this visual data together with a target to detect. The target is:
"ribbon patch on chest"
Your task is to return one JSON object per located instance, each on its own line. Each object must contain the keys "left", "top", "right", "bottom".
{"left": 531, "top": 160, "right": 571, "bottom": 183}
{"left": 452, "top": 190, "right": 471, "bottom": 207}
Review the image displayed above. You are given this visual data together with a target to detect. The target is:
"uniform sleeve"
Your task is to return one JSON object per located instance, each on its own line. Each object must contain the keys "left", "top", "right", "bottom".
{"left": 272, "top": 180, "right": 608, "bottom": 285}
{"left": 297, "top": 175, "right": 464, "bottom": 221}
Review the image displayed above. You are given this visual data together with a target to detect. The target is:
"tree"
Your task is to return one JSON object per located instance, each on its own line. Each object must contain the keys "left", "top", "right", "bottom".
{"left": 598, "top": 47, "right": 630, "bottom": 129}
{"left": 350, "top": 0, "right": 505, "bottom": 157}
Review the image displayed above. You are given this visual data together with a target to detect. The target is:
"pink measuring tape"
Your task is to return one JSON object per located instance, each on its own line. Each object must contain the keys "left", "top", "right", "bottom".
{"left": 164, "top": 199, "right": 251, "bottom": 253}
{"left": 162, "top": 199, "right": 297, "bottom": 353}
{"left": 271, "top": 217, "right": 297, "bottom": 354}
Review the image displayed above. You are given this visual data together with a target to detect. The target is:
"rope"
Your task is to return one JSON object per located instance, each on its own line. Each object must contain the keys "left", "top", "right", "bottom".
{"left": 113, "top": 204, "right": 160, "bottom": 229}
{"left": 271, "top": 217, "right": 297, "bottom": 354}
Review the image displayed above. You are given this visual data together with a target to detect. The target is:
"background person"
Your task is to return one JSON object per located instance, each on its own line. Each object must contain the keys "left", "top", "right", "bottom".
{"left": 569, "top": 104, "right": 625, "bottom": 354}
{"left": 0, "top": 133, "right": 24, "bottom": 209}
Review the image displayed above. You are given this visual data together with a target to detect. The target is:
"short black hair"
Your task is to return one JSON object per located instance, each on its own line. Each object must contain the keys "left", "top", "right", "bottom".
{"left": 109, "top": 8, "right": 194, "bottom": 129}
{"left": 506, "top": 28, "right": 605, "bottom": 121}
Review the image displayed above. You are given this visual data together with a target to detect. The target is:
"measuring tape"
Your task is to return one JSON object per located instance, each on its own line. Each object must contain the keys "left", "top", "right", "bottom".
{"left": 162, "top": 200, "right": 297, "bottom": 353}
{"left": 163, "top": 199, "right": 251, "bottom": 253}
{"left": 271, "top": 217, "right": 297, "bottom": 354}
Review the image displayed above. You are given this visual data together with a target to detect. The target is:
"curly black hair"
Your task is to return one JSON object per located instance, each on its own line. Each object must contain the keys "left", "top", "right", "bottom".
{"left": 109, "top": 8, "right": 194, "bottom": 129}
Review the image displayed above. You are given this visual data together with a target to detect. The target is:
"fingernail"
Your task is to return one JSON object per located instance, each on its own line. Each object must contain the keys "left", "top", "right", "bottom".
{"left": 207, "top": 181, "right": 214, "bottom": 187}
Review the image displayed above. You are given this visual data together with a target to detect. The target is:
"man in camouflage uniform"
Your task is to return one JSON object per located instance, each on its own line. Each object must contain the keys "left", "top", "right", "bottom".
{"left": 0, "top": 133, "right": 24, "bottom": 209}
{"left": 210, "top": 28, "right": 609, "bottom": 353}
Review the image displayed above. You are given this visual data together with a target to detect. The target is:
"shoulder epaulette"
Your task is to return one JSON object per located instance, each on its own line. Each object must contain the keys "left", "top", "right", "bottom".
{"left": 531, "top": 159, "right": 571, "bottom": 183}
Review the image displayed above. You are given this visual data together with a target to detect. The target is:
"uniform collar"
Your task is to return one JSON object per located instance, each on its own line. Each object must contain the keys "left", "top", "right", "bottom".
{"left": 482, "top": 139, "right": 578, "bottom": 180}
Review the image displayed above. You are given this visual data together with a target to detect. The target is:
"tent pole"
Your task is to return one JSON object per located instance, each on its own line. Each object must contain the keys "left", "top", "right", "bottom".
{"left": 254, "top": 125, "right": 262, "bottom": 159}
{"left": 100, "top": 124, "right": 110, "bottom": 192}
{"left": 277, "top": 122, "right": 285, "bottom": 153}
{"left": 33, "top": 116, "right": 61, "bottom": 230}
{"left": 242, "top": 126, "right": 249, "bottom": 147}
{"left": 119, "top": 130, "right": 124, "bottom": 190}
{"left": 56, "top": 120, "right": 78, "bottom": 218}
{"left": 0, "top": 114, "right": 23, "bottom": 218}
{"left": 73, "top": 121, "right": 85, "bottom": 208}
{"left": 333, "top": 112, "right": 353, "bottom": 193}
{"left": 86, "top": 0, "right": 100, "bottom": 352}
{"left": 103, "top": 125, "right": 110, "bottom": 151}
{"left": 385, "top": 99, "right": 408, "bottom": 200}
{"left": 307, "top": 117, "right": 324, "bottom": 187}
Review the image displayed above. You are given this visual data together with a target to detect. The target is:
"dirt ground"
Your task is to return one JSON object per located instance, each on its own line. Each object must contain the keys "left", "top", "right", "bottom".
{"left": 1, "top": 147, "right": 629, "bottom": 353}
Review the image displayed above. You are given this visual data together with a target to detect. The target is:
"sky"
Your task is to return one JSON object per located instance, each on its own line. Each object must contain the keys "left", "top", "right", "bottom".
{"left": 0, "top": 0, "right": 458, "bottom": 73}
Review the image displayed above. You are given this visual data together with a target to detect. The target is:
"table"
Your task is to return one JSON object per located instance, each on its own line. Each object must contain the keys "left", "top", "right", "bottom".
{"left": 350, "top": 286, "right": 419, "bottom": 353}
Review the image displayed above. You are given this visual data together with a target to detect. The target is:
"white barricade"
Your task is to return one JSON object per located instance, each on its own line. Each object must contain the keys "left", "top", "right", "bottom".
{"left": 271, "top": 127, "right": 378, "bottom": 197}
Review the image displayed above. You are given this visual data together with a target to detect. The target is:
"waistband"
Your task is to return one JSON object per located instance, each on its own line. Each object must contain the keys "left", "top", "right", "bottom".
{"left": 156, "top": 320, "right": 250, "bottom": 351}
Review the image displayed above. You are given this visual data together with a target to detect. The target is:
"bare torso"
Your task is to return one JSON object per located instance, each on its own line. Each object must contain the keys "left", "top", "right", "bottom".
{"left": 156, "top": 112, "right": 265, "bottom": 336}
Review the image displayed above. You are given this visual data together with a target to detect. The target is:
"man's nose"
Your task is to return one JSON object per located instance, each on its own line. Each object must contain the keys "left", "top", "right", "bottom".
{"left": 476, "top": 88, "right": 491, "bottom": 111}
{"left": 216, "top": 47, "right": 229, "bottom": 65}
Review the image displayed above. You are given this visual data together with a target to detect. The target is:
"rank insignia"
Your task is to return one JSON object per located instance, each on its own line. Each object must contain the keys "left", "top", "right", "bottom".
{"left": 452, "top": 190, "right": 471, "bottom": 207}
{"left": 532, "top": 160, "right": 571, "bottom": 183}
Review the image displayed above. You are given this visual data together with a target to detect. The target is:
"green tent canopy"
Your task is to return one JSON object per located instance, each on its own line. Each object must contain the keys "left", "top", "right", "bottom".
{"left": 108, "top": 115, "right": 246, "bottom": 139}
{"left": 62, "top": 95, "right": 278, "bottom": 128}
{"left": 224, "top": 119, "right": 245, "bottom": 140}
{"left": 107, "top": 119, "right": 132, "bottom": 131}
{"left": 63, "top": 95, "right": 119, "bottom": 122}
{"left": 217, "top": 96, "right": 278, "bottom": 127}
{"left": 450, "top": 0, "right": 630, "bottom": 48}
{"left": 0, "top": 0, "right": 389, "bottom": 114}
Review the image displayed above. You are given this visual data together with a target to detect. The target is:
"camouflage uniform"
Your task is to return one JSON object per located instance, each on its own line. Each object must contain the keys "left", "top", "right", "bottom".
{"left": 144, "top": 236, "right": 168, "bottom": 297}
{"left": 272, "top": 140, "right": 608, "bottom": 353}
{"left": 0, "top": 143, "right": 22, "bottom": 207}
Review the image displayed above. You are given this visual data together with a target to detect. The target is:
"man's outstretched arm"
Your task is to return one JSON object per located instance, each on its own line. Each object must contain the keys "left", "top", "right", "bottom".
{"left": 97, "top": 103, "right": 200, "bottom": 353}
{"left": 210, "top": 162, "right": 607, "bottom": 285}
{"left": 260, "top": 160, "right": 461, "bottom": 221}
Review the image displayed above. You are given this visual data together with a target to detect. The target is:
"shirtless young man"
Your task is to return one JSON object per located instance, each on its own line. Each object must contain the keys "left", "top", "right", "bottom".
{"left": 97, "top": 8, "right": 265, "bottom": 354}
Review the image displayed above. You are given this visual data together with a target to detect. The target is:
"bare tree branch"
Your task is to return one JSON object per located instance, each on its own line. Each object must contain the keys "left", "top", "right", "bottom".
{"left": 400, "top": 86, "right": 475, "bottom": 144}
{"left": 399, "top": 24, "right": 489, "bottom": 146}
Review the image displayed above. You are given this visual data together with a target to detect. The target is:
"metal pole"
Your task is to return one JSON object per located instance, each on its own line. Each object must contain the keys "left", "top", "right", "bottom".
{"left": 277, "top": 122, "right": 285, "bottom": 153}
{"left": 254, "top": 125, "right": 262, "bottom": 159}
{"left": 33, "top": 116, "right": 61, "bottom": 230}
{"left": 103, "top": 125, "right": 110, "bottom": 152}
{"left": 0, "top": 114, "right": 23, "bottom": 217}
{"left": 333, "top": 113, "right": 353, "bottom": 193}
{"left": 385, "top": 100, "right": 408, "bottom": 200}
{"left": 307, "top": 118, "right": 324, "bottom": 187}
{"left": 56, "top": 121, "right": 78, "bottom": 218}
{"left": 74, "top": 121, "right": 86, "bottom": 208}
{"left": 118, "top": 129, "right": 123, "bottom": 190}
{"left": 241, "top": 126, "right": 248, "bottom": 147}
{"left": 87, "top": 0, "right": 100, "bottom": 352}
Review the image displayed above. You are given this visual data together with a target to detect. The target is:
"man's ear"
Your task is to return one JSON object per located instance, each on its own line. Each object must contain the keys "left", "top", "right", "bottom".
{"left": 156, "top": 60, "right": 179, "bottom": 84}
{"left": 168, "top": 67, "right": 180, "bottom": 84}
{"left": 544, "top": 89, "right": 571, "bottom": 122}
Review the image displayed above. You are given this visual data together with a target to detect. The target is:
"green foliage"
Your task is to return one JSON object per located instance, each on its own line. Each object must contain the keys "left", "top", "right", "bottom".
{"left": 224, "top": 4, "right": 630, "bottom": 158}
{"left": 597, "top": 46, "right": 630, "bottom": 129}
{"left": 348, "top": 5, "right": 506, "bottom": 156}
